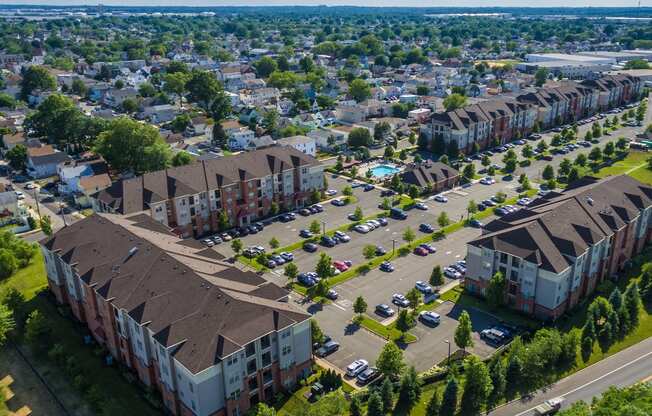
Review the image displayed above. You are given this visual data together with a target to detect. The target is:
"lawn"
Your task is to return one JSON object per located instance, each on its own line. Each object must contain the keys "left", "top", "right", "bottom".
{"left": 594, "top": 151, "right": 650, "bottom": 182}
{"left": 358, "top": 315, "right": 418, "bottom": 343}
{"left": 0, "top": 252, "right": 161, "bottom": 416}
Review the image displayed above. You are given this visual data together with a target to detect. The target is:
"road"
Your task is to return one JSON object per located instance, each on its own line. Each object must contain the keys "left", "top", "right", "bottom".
{"left": 489, "top": 337, "right": 652, "bottom": 416}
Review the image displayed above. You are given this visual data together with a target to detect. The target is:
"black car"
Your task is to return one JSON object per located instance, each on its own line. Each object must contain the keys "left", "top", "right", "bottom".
{"left": 279, "top": 214, "right": 293, "bottom": 222}
{"left": 380, "top": 189, "right": 396, "bottom": 197}
{"left": 477, "top": 203, "right": 486, "bottom": 211}
{"left": 375, "top": 246, "right": 387, "bottom": 256}
{"left": 303, "top": 242, "right": 318, "bottom": 252}
{"left": 247, "top": 225, "right": 258, "bottom": 234}
{"left": 363, "top": 184, "right": 375, "bottom": 192}
{"left": 316, "top": 340, "right": 340, "bottom": 357}
{"left": 238, "top": 227, "right": 250, "bottom": 236}
{"left": 419, "top": 223, "right": 434, "bottom": 233}
{"left": 299, "top": 208, "right": 312, "bottom": 216}
{"left": 254, "top": 222, "right": 264, "bottom": 230}
{"left": 356, "top": 367, "right": 380, "bottom": 386}
{"left": 320, "top": 236, "right": 337, "bottom": 247}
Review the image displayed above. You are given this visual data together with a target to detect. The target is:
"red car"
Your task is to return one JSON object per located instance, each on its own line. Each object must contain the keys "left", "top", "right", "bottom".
{"left": 333, "top": 261, "right": 350, "bottom": 272}
{"left": 413, "top": 247, "right": 429, "bottom": 256}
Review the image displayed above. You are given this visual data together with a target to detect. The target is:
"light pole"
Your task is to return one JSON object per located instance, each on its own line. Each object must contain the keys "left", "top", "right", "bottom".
{"left": 391, "top": 239, "right": 396, "bottom": 256}
{"left": 321, "top": 221, "right": 326, "bottom": 236}
{"left": 444, "top": 339, "right": 451, "bottom": 367}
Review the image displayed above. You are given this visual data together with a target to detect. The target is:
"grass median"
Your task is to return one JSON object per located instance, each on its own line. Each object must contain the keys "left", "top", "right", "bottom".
{"left": 358, "top": 315, "right": 418, "bottom": 343}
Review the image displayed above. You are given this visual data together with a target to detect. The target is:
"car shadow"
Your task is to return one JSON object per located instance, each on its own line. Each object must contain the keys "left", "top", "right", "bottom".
{"left": 344, "top": 322, "right": 360, "bottom": 336}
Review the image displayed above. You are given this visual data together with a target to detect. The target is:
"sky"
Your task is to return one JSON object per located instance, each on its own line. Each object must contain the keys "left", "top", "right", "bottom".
{"left": 2, "top": 1, "right": 646, "bottom": 8}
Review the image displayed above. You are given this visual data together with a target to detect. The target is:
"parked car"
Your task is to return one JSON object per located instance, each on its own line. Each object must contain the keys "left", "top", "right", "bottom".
{"left": 469, "top": 219, "right": 483, "bottom": 228}
{"left": 311, "top": 204, "right": 324, "bottom": 213}
{"left": 380, "top": 189, "right": 396, "bottom": 197}
{"left": 298, "top": 273, "right": 316, "bottom": 286}
{"left": 377, "top": 217, "right": 388, "bottom": 226}
{"left": 479, "top": 177, "right": 495, "bottom": 185}
{"left": 331, "top": 198, "right": 346, "bottom": 206}
{"left": 354, "top": 224, "right": 370, "bottom": 233}
{"left": 321, "top": 236, "right": 337, "bottom": 247}
{"left": 333, "top": 261, "right": 349, "bottom": 272}
{"left": 220, "top": 232, "right": 232, "bottom": 241}
{"left": 390, "top": 207, "right": 407, "bottom": 219}
{"left": 280, "top": 252, "right": 294, "bottom": 262}
{"left": 375, "top": 304, "right": 395, "bottom": 317}
{"left": 334, "top": 231, "right": 350, "bottom": 242}
{"left": 419, "top": 223, "right": 434, "bottom": 233}
{"left": 316, "top": 340, "right": 340, "bottom": 357}
{"left": 212, "top": 236, "right": 223, "bottom": 244}
{"left": 444, "top": 267, "right": 462, "bottom": 279}
{"left": 299, "top": 208, "right": 312, "bottom": 216}
{"left": 346, "top": 359, "right": 369, "bottom": 377}
{"left": 419, "top": 311, "right": 441, "bottom": 326}
{"left": 392, "top": 293, "right": 410, "bottom": 307}
{"left": 363, "top": 184, "right": 375, "bottom": 191}
{"left": 375, "top": 245, "right": 387, "bottom": 256}
{"left": 434, "top": 194, "right": 448, "bottom": 203}
{"left": 480, "top": 328, "right": 508, "bottom": 345}
{"left": 379, "top": 261, "right": 394, "bottom": 272}
{"left": 415, "top": 202, "right": 428, "bottom": 210}
{"left": 533, "top": 398, "right": 564, "bottom": 416}
{"left": 413, "top": 246, "right": 428, "bottom": 256}
{"left": 303, "top": 242, "right": 318, "bottom": 252}
{"left": 326, "top": 189, "right": 338, "bottom": 196}
{"left": 419, "top": 243, "right": 436, "bottom": 253}
{"left": 299, "top": 229, "right": 313, "bottom": 238}
{"left": 202, "top": 239, "right": 214, "bottom": 247}
{"left": 326, "top": 289, "right": 339, "bottom": 300}
{"left": 356, "top": 367, "right": 380, "bottom": 386}
{"left": 415, "top": 281, "right": 433, "bottom": 294}
{"left": 270, "top": 254, "right": 285, "bottom": 265}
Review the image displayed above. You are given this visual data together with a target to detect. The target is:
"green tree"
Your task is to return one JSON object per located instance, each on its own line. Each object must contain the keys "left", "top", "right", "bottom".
{"left": 430, "top": 265, "right": 445, "bottom": 286}
{"left": 39, "top": 216, "right": 52, "bottom": 236}
{"left": 353, "top": 206, "right": 363, "bottom": 221}
{"left": 353, "top": 296, "right": 367, "bottom": 320}
{"left": 487, "top": 358, "right": 506, "bottom": 409}
{"left": 342, "top": 185, "right": 353, "bottom": 196}
{"left": 284, "top": 262, "right": 298, "bottom": 284}
{"left": 254, "top": 56, "right": 278, "bottom": 78}
{"left": 395, "top": 309, "right": 415, "bottom": 340}
{"left": 251, "top": 403, "right": 276, "bottom": 416}
{"left": 20, "top": 65, "right": 56, "bottom": 99}
{"left": 462, "top": 163, "right": 476, "bottom": 181}
{"left": 309, "top": 220, "right": 321, "bottom": 235}
{"left": 186, "top": 69, "right": 222, "bottom": 110}
{"left": 269, "top": 237, "right": 280, "bottom": 249}
{"left": 0, "top": 304, "right": 14, "bottom": 347}
{"left": 440, "top": 377, "right": 459, "bottom": 416}
{"left": 349, "top": 396, "right": 363, "bottom": 416}
{"left": 171, "top": 151, "right": 193, "bottom": 167}
{"left": 310, "top": 318, "right": 325, "bottom": 346}
{"left": 163, "top": 72, "right": 189, "bottom": 106}
{"left": 467, "top": 200, "right": 478, "bottom": 218}
{"left": 363, "top": 244, "right": 376, "bottom": 259}
{"left": 25, "top": 310, "right": 50, "bottom": 351}
{"left": 486, "top": 271, "right": 506, "bottom": 309}
{"left": 349, "top": 78, "right": 371, "bottom": 102}
{"left": 460, "top": 356, "right": 493, "bottom": 415}
{"left": 5, "top": 144, "right": 27, "bottom": 171}
{"left": 367, "top": 392, "right": 383, "bottom": 416}
{"left": 398, "top": 366, "right": 421, "bottom": 409}
{"left": 443, "top": 93, "right": 467, "bottom": 111}
{"left": 380, "top": 377, "right": 394, "bottom": 413}
{"left": 542, "top": 164, "right": 555, "bottom": 180}
{"left": 406, "top": 288, "right": 421, "bottom": 310}
{"left": 407, "top": 185, "right": 420, "bottom": 199}
{"left": 624, "top": 282, "right": 641, "bottom": 328}
{"left": 94, "top": 117, "right": 170, "bottom": 174}
{"left": 138, "top": 82, "right": 156, "bottom": 98}
{"left": 437, "top": 211, "right": 450, "bottom": 228}
{"left": 403, "top": 227, "right": 415, "bottom": 243}
{"left": 0, "top": 93, "right": 17, "bottom": 109}
{"left": 522, "top": 144, "right": 534, "bottom": 159}
{"left": 589, "top": 146, "right": 602, "bottom": 163}
{"left": 231, "top": 238, "right": 243, "bottom": 254}
{"left": 425, "top": 390, "right": 441, "bottom": 416}
{"left": 315, "top": 252, "right": 333, "bottom": 279}
{"left": 376, "top": 341, "right": 405, "bottom": 380}
{"left": 348, "top": 127, "right": 372, "bottom": 148}
{"left": 455, "top": 310, "right": 473, "bottom": 351}
{"left": 534, "top": 67, "right": 549, "bottom": 87}
{"left": 218, "top": 210, "right": 230, "bottom": 232}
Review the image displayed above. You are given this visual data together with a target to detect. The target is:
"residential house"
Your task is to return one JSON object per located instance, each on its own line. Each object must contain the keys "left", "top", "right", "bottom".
{"left": 276, "top": 136, "right": 317, "bottom": 157}
{"left": 26, "top": 145, "right": 71, "bottom": 179}
{"left": 465, "top": 175, "right": 652, "bottom": 320}
{"left": 92, "top": 146, "right": 324, "bottom": 237}
{"left": 399, "top": 162, "right": 460, "bottom": 194}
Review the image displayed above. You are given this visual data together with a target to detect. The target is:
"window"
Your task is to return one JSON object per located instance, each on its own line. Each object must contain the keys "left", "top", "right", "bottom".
{"left": 282, "top": 345, "right": 292, "bottom": 356}
{"left": 510, "top": 269, "right": 519, "bottom": 282}
{"left": 245, "top": 342, "right": 256, "bottom": 357}
{"left": 260, "top": 335, "right": 271, "bottom": 349}
{"left": 247, "top": 359, "right": 257, "bottom": 375}
{"left": 512, "top": 257, "right": 520, "bottom": 268}
{"left": 262, "top": 351, "right": 271, "bottom": 367}
{"left": 248, "top": 377, "right": 258, "bottom": 391}
{"left": 500, "top": 253, "right": 508, "bottom": 264}
{"left": 188, "top": 382, "right": 194, "bottom": 393}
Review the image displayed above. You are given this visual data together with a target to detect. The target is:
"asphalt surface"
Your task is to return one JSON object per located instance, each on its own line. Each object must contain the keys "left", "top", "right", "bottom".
{"left": 489, "top": 336, "right": 652, "bottom": 416}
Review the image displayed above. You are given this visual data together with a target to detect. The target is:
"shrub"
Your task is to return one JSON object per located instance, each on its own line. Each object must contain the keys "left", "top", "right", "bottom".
{"left": 357, "top": 264, "right": 371, "bottom": 275}
{"left": 398, "top": 246, "right": 410, "bottom": 256}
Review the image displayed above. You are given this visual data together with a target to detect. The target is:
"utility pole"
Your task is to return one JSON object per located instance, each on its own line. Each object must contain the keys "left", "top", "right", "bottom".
{"left": 59, "top": 198, "right": 68, "bottom": 227}
{"left": 31, "top": 187, "right": 41, "bottom": 219}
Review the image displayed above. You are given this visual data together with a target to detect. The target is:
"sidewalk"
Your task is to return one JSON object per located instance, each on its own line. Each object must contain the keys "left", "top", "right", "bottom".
{"left": 314, "top": 357, "right": 360, "bottom": 391}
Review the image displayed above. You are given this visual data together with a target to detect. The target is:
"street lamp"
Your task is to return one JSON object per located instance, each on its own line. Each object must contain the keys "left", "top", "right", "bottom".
{"left": 444, "top": 339, "right": 451, "bottom": 367}
{"left": 321, "top": 221, "right": 326, "bottom": 236}
{"left": 391, "top": 239, "right": 396, "bottom": 256}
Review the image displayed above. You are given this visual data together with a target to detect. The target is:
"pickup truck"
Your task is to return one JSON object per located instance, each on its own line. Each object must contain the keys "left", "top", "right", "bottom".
{"left": 533, "top": 397, "right": 564, "bottom": 415}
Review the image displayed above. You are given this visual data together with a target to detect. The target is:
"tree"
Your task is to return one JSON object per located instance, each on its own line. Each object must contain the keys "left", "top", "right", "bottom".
{"left": 251, "top": 403, "right": 276, "bottom": 416}
{"left": 487, "top": 358, "right": 506, "bottom": 409}
{"left": 624, "top": 282, "right": 641, "bottom": 328}
{"left": 367, "top": 392, "right": 383, "bottom": 416}
{"left": 217, "top": 210, "right": 230, "bottom": 232}
{"left": 94, "top": 117, "right": 171, "bottom": 174}
{"left": 425, "top": 390, "right": 441, "bottom": 416}
{"left": 440, "top": 377, "right": 459, "bottom": 416}
{"left": 567, "top": 167, "right": 581, "bottom": 183}
{"left": 535, "top": 67, "right": 549, "bottom": 87}
{"left": 376, "top": 341, "right": 405, "bottom": 380}
{"left": 380, "top": 377, "right": 394, "bottom": 413}
{"left": 171, "top": 151, "right": 193, "bottom": 167}
{"left": 522, "top": 144, "right": 534, "bottom": 159}
{"left": 231, "top": 239, "right": 243, "bottom": 255}
{"left": 186, "top": 70, "right": 222, "bottom": 110}
{"left": 398, "top": 366, "right": 421, "bottom": 409}
{"left": 348, "top": 127, "right": 372, "bottom": 148}
{"left": 309, "top": 220, "right": 321, "bottom": 235}
{"left": 5, "top": 144, "right": 27, "bottom": 171}
{"left": 0, "top": 304, "right": 14, "bottom": 347}
{"left": 467, "top": 200, "right": 478, "bottom": 218}
{"left": 268, "top": 237, "right": 280, "bottom": 249}
{"left": 254, "top": 56, "right": 278, "bottom": 78}
{"left": 25, "top": 310, "right": 50, "bottom": 350}
{"left": 284, "top": 262, "right": 298, "bottom": 284}
{"left": 349, "top": 396, "right": 363, "bottom": 416}
{"left": 363, "top": 244, "right": 376, "bottom": 259}
{"left": 316, "top": 252, "right": 333, "bottom": 279}
{"left": 395, "top": 309, "right": 415, "bottom": 340}
{"left": 481, "top": 154, "right": 491, "bottom": 168}
{"left": 39, "top": 216, "right": 52, "bottom": 236}
{"left": 604, "top": 142, "right": 615, "bottom": 158}
{"left": 407, "top": 185, "right": 420, "bottom": 199}
{"left": 353, "top": 296, "right": 367, "bottom": 321}
{"left": 1, "top": 288, "right": 25, "bottom": 316}
{"left": 20, "top": 65, "right": 56, "bottom": 99}
{"left": 430, "top": 266, "right": 445, "bottom": 287}
{"left": 138, "top": 82, "right": 156, "bottom": 98}
{"left": 455, "top": 310, "right": 473, "bottom": 351}
{"left": 460, "top": 356, "right": 493, "bottom": 415}
{"left": 349, "top": 79, "right": 371, "bottom": 102}
{"left": 542, "top": 164, "right": 555, "bottom": 180}
{"left": 443, "top": 93, "right": 467, "bottom": 111}
{"left": 163, "top": 72, "right": 189, "bottom": 106}
{"left": 588, "top": 147, "right": 602, "bottom": 163}
{"left": 462, "top": 163, "right": 476, "bottom": 182}
{"left": 437, "top": 212, "right": 450, "bottom": 228}
{"left": 402, "top": 227, "right": 415, "bottom": 243}
{"left": 24, "top": 93, "right": 87, "bottom": 146}
{"left": 353, "top": 206, "right": 363, "bottom": 221}
{"left": 406, "top": 288, "right": 421, "bottom": 310}
{"left": 486, "top": 271, "right": 506, "bottom": 309}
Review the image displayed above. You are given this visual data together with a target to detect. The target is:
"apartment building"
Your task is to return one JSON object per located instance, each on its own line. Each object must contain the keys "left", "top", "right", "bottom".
{"left": 40, "top": 213, "right": 312, "bottom": 416}
{"left": 92, "top": 146, "right": 324, "bottom": 238}
{"left": 465, "top": 175, "right": 652, "bottom": 320}
{"left": 421, "top": 74, "right": 642, "bottom": 155}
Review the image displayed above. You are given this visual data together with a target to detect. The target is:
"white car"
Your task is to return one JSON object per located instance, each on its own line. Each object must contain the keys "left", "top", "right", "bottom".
{"left": 517, "top": 197, "right": 532, "bottom": 206}
{"left": 415, "top": 281, "right": 433, "bottom": 294}
{"left": 25, "top": 183, "right": 37, "bottom": 190}
{"left": 419, "top": 311, "right": 441, "bottom": 326}
{"left": 346, "top": 359, "right": 369, "bottom": 377}
{"left": 392, "top": 293, "right": 410, "bottom": 307}
{"left": 202, "top": 239, "right": 214, "bottom": 247}
{"left": 415, "top": 202, "right": 428, "bottom": 210}
{"left": 444, "top": 267, "right": 461, "bottom": 279}
{"left": 480, "top": 177, "right": 496, "bottom": 185}
{"left": 434, "top": 194, "right": 448, "bottom": 203}
{"left": 354, "top": 224, "right": 370, "bottom": 233}
{"left": 334, "top": 231, "right": 351, "bottom": 242}
{"left": 326, "top": 189, "right": 338, "bottom": 196}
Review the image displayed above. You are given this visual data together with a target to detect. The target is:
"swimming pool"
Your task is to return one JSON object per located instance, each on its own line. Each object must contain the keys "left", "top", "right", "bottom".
{"left": 369, "top": 164, "right": 401, "bottom": 178}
